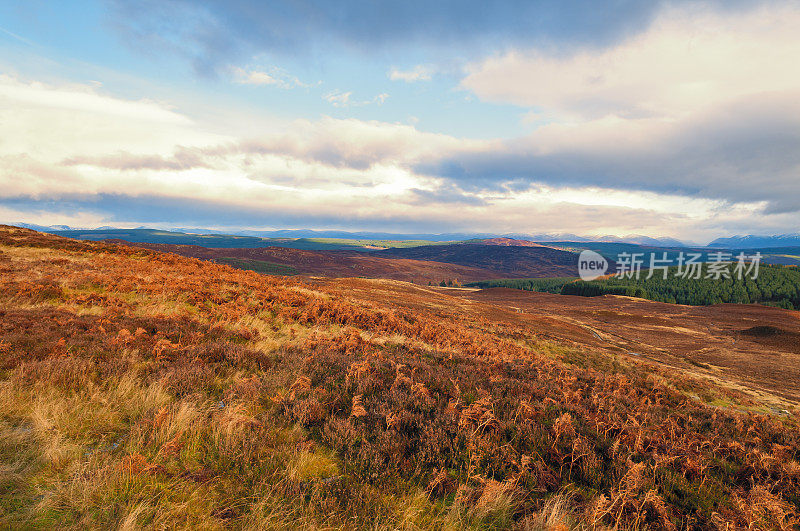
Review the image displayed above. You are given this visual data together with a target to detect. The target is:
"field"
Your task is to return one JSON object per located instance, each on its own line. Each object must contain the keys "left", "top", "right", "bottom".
{"left": 1, "top": 226, "right": 799, "bottom": 529}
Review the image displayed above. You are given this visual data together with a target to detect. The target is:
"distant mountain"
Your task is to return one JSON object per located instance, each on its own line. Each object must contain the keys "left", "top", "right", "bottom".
{"left": 503, "top": 232, "right": 592, "bottom": 242}
{"left": 594, "top": 235, "right": 689, "bottom": 247}
{"left": 3, "top": 222, "right": 687, "bottom": 247}
{"left": 10, "top": 222, "right": 76, "bottom": 232}
{"left": 45, "top": 228, "right": 279, "bottom": 249}
{"left": 237, "top": 229, "right": 489, "bottom": 241}
{"left": 709, "top": 234, "right": 800, "bottom": 249}
{"left": 466, "top": 238, "right": 546, "bottom": 247}
{"left": 170, "top": 227, "right": 237, "bottom": 235}
{"left": 504, "top": 233, "right": 688, "bottom": 247}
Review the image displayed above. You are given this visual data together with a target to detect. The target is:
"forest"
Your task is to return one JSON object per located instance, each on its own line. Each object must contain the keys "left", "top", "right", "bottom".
{"left": 467, "top": 265, "right": 800, "bottom": 309}
{"left": 465, "top": 277, "right": 576, "bottom": 294}
{"left": 562, "top": 264, "right": 800, "bottom": 309}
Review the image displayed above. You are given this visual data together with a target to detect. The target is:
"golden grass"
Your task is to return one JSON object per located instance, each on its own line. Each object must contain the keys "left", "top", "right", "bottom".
{"left": 1, "top": 227, "right": 798, "bottom": 530}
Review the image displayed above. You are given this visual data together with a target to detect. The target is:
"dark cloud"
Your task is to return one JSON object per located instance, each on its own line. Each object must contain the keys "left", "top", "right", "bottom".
{"left": 0, "top": 194, "right": 470, "bottom": 233}
{"left": 104, "top": 0, "right": 757, "bottom": 76}
{"left": 415, "top": 92, "right": 800, "bottom": 211}
{"left": 0, "top": 192, "right": 703, "bottom": 237}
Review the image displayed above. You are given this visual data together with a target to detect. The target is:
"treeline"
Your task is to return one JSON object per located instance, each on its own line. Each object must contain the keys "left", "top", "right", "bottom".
{"left": 561, "top": 264, "right": 800, "bottom": 309}
{"left": 465, "top": 277, "right": 576, "bottom": 294}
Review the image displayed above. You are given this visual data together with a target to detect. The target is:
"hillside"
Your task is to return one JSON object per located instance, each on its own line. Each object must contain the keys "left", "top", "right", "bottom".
{"left": 436, "top": 287, "right": 800, "bottom": 403}
{"left": 375, "top": 244, "right": 583, "bottom": 278}
{"left": 107, "top": 241, "right": 502, "bottom": 284}
{"left": 1, "top": 226, "right": 799, "bottom": 529}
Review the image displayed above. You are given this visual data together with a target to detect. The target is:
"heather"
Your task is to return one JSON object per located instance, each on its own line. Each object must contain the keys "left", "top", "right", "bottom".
{"left": 0, "top": 226, "right": 798, "bottom": 529}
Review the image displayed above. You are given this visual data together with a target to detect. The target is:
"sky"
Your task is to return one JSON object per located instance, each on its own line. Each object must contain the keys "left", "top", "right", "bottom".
{"left": 1, "top": 0, "right": 799, "bottom": 243}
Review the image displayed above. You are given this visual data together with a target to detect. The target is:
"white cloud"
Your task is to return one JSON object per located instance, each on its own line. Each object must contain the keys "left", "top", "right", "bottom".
{"left": 224, "top": 116, "right": 491, "bottom": 169}
{"left": 388, "top": 64, "right": 434, "bottom": 82}
{"left": 235, "top": 69, "right": 280, "bottom": 86}
{"left": 439, "top": 3, "right": 800, "bottom": 216}
{"left": 231, "top": 66, "right": 308, "bottom": 89}
{"left": 0, "top": 75, "right": 187, "bottom": 125}
{"left": 2, "top": 70, "right": 798, "bottom": 242}
{"left": 0, "top": 75, "right": 224, "bottom": 161}
{"left": 323, "top": 90, "right": 352, "bottom": 107}
{"left": 0, "top": 75, "right": 452, "bottom": 223}
{"left": 462, "top": 4, "right": 800, "bottom": 120}
{"left": 323, "top": 90, "right": 389, "bottom": 107}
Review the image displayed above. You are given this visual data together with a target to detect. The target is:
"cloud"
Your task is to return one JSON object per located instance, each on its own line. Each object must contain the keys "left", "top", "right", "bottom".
{"left": 231, "top": 66, "right": 308, "bottom": 88}
{"left": 233, "top": 69, "right": 280, "bottom": 86}
{"left": 0, "top": 154, "right": 85, "bottom": 199}
{"left": 0, "top": 74, "right": 188, "bottom": 125}
{"left": 3, "top": 187, "right": 783, "bottom": 244}
{"left": 323, "top": 90, "right": 352, "bottom": 107}
{"left": 2, "top": 69, "right": 798, "bottom": 242}
{"left": 419, "top": 92, "right": 800, "bottom": 208}
{"left": 63, "top": 148, "right": 214, "bottom": 171}
{"left": 424, "top": 3, "right": 800, "bottom": 214}
{"left": 106, "top": 0, "right": 756, "bottom": 76}
{"left": 389, "top": 65, "right": 434, "bottom": 82}
{"left": 462, "top": 4, "right": 800, "bottom": 120}
{"left": 213, "top": 116, "right": 490, "bottom": 169}
{"left": 0, "top": 74, "right": 696, "bottom": 237}
{"left": 0, "top": 75, "right": 450, "bottom": 226}
{"left": 0, "top": 75, "right": 224, "bottom": 160}
{"left": 323, "top": 90, "right": 389, "bottom": 107}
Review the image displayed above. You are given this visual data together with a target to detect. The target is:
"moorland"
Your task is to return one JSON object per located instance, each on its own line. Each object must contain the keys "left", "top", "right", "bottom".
{"left": 0, "top": 226, "right": 798, "bottom": 529}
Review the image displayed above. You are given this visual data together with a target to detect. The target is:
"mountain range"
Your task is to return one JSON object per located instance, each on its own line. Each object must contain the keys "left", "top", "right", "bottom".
{"left": 7, "top": 223, "right": 693, "bottom": 247}
{"left": 709, "top": 234, "right": 800, "bottom": 249}
{"left": 11, "top": 222, "right": 800, "bottom": 249}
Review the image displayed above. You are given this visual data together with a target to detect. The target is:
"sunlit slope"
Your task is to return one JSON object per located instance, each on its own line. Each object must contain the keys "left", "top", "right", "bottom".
{"left": 0, "top": 226, "right": 798, "bottom": 529}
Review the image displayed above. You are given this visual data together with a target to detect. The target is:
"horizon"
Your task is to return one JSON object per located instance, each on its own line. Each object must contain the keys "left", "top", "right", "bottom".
{"left": 2, "top": 1, "right": 799, "bottom": 241}
{"left": 9, "top": 221, "right": 800, "bottom": 248}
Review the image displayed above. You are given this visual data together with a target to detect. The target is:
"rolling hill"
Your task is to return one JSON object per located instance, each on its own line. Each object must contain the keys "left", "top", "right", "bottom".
{"left": 101, "top": 240, "right": 591, "bottom": 283}
{"left": 105, "top": 241, "right": 504, "bottom": 284}
{"left": 374, "top": 243, "right": 584, "bottom": 277}
{"left": 1, "top": 226, "right": 798, "bottom": 529}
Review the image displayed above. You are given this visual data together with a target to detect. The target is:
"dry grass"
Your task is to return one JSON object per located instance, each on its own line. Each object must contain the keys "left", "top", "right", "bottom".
{"left": 0, "top": 226, "right": 798, "bottom": 529}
